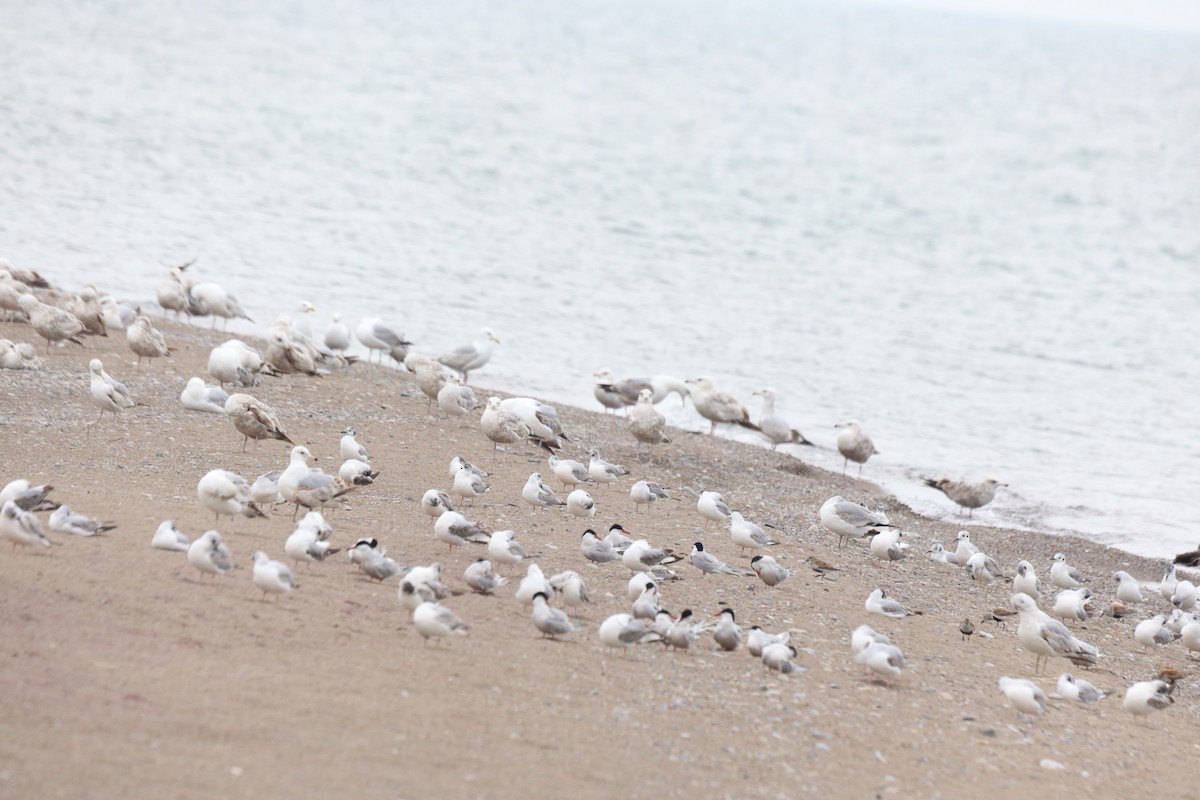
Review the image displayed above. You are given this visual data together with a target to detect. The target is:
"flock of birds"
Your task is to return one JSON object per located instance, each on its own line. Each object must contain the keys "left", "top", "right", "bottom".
{"left": 1, "top": 258, "right": 1197, "bottom": 723}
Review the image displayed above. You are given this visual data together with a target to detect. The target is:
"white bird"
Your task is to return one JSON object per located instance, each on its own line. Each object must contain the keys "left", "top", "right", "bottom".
{"left": 155, "top": 263, "right": 191, "bottom": 318}
{"left": 580, "top": 529, "right": 621, "bottom": 564}
{"left": 685, "top": 377, "right": 759, "bottom": 435}
{"left": 1113, "top": 571, "right": 1144, "bottom": 604}
{"left": 549, "top": 570, "right": 590, "bottom": 608}
{"left": 547, "top": 455, "right": 590, "bottom": 492}
{"left": 1057, "top": 673, "right": 1104, "bottom": 704}
{"left": 284, "top": 518, "right": 340, "bottom": 567}
{"left": 998, "top": 676, "right": 1047, "bottom": 715}
{"left": 126, "top": 315, "right": 171, "bottom": 364}
{"left": 530, "top": 592, "right": 581, "bottom": 639}
{"left": 1, "top": 500, "right": 52, "bottom": 550}
{"left": 224, "top": 393, "right": 293, "bottom": 451}
{"left": 357, "top": 548, "right": 404, "bottom": 583}
{"left": 449, "top": 456, "right": 487, "bottom": 480}
{"left": 480, "top": 397, "right": 532, "bottom": 452}
{"left": 712, "top": 608, "right": 742, "bottom": 652}
{"left": 965, "top": 551, "right": 1007, "bottom": 584}
{"left": 1013, "top": 560, "right": 1042, "bottom": 598}
{"left": 451, "top": 464, "right": 490, "bottom": 504}
{"left": 1011, "top": 593, "right": 1099, "bottom": 673}
{"left": 515, "top": 563, "right": 553, "bottom": 606}
{"left": 951, "top": 531, "right": 980, "bottom": 565}
{"left": 1050, "top": 553, "right": 1085, "bottom": 590}
{"left": 487, "top": 530, "right": 529, "bottom": 569}
{"left": 277, "top": 446, "right": 352, "bottom": 519}
{"left": 593, "top": 368, "right": 635, "bottom": 413}
{"left": 180, "top": 377, "right": 229, "bottom": 414}
{"left": 437, "top": 375, "right": 478, "bottom": 419}
{"left": 412, "top": 602, "right": 468, "bottom": 643}
{"left": 629, "top": 388, "right": 670, "bottom": 445}
{"left": 252, "top": 551, "right": 296, "bottom": 599}
{"left": 206, "top": 341, "right": 260, "bottom": 388}
{"left": 1123, "top": 680, "right": 1174, "bottom": 716}
{"left": 48, "top": 505, "right": 116, "bottom": 537}
{"left": 870, "top": 528, "right": 908, "bottom": 563}
{"left": 566, "top": 489, "right": 596, "bottom": 519}
{"left": 629, "top": 480, "right": 668, "bottom": 512}
{"left": 339, "top": 428, "right": 369, "bottom": 463}
{"left": 598, "top": 613, "right": 659, "bottom": 652}
{"left": 1052, "top": 588, "right": 1093, "bottom": 622}
{"left": 761, "top": 642, "right": 802, "bottom": 675}
{"left": 1172, "top": 580, "right": 1197, "bottom": 611}
{"left": 1158, "top": 563, "right": 1179, "bottom": 602}
{"left": 834, "top": 419, "right": 877, "bottom": 477}
{"left": 819, "top": 496, "right": 891, "bottom": 548}
{"left": 420, "top": 489, "right": 453, "bottom": 518}
{"left": 437, "top": 327, "right": 500, "bottom": 383}
{"left": 404, "top": 352, "right": 449, "bottom": 413}
{"left": 398, "top": 578, "right": 440, "bottom": 610}
{"left": 88, "top": 358, "right": 136, "bottom": 421}
{"left": 622, "top": 539, "right": 680, "bottom": 574}
{"left": 627, "top": 573, "right": 657, "bottom": 603}
{"left": 1133, "top": 614, "right": 1176, "bottom": 651}
{"left": 188, "top": 282, "right": 253, "bottom": 329}
{"left": 355, "top": 317, "right": 411, "bottom": 363}
{"left": 850, "top": 625, "right": 891, "bottom": 655}
{"left": 323, "top": 313, "right": 350, "bottom": 352}
{"left": 522, "top": 473, "right": 565, "bottom": 509}
{"left": 750, "top": 554, "right": 790, "bottom": 587}
{"left": 197, "top": 469, "right": 266, "bottom": 532}
{"left": 338, "top": 458, "right": 380, "bottom": 487}
{"left": 500, "top": 397, "right": 568, "bottom": 450}
{"left": 747, "top": 626, "right": 790, "bottom": 658}
{"left": 729, "top": 511, "right": 775, "bottom": 555}
{"left": 865, "top": 588, "right": 920, "bottom": 619}
{"left": 463, "top": 559, "right": 508, "bottom": 595}
{"left": 151, "top": 520, "right": 190, "bottom": 552}
{"left": 752, "top": 388, "right": 813, "bottom": 449}
{"left": 856, "top": 642, "right": 906, "bottom": 681}
{"left": 696, "top": 491, "right": 732, "bottom": 528}
{"left": 665, "top": 609, "right": 710, "bottom": 651}
{"left": 346, "top": 538, "right": 384, "bottom": 565}
{"left": 187, "top": 530, "right": 234, "bottom": 579}
{"left": 433, "top": 511, "right": 490, "bottom": 551}
{"left": 689, "top": 541, "right": 741, "bottom": 576}
{"left": 1179, "top": 616, "right": 1200, "bottom": 658}
{"left": 586, "top": 449, "right": 630, "bottom": 487}
{"left": 605, "top": 523, "right": 636, "bottom": 553}
{"left": 926, "top": 541, "right": 953, "bottom": 565}
{"left": 631, "top": 583, "right": 661, "bottom": 621}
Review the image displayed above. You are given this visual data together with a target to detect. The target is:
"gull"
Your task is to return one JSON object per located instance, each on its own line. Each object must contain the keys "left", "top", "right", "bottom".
{"left": 463, "top": 559, "right": 508, "bottom": 595}
{"left": 747, "top": 627, "right": 790, "bottom": 658}
{"left": 629, "top": 389, "right": 670, "bottom": 445}
{"left": 685, "top": 377, "right": 760, "bottom": 435}
{"left": 207, "top": 341, "right": 261, "bottom": 388}
{"left": 599, "top": 613, "right": 659, "bottom": 652}
{"left": 1057, "top": 673, "right": 1104, "bottom": 704}
{"left": 926, "top": 541, "right": 953, "bottom": 564}
{"left": 1166, "top": 608, "right": 1191, "bottom": 635}
{"left": 0, "top": 480, "right": 59, "bottom": 511}
{"left": 522, "top": 473, "right": 565, "bottom": 509}
{"left": 412, "top": 602, "right": 468, "bottom": 644}
{"left": 187, "top": 530, "right": 234, "bottom": 580}
{"left": 277, "top": 446, "right": 353, "bottom": 519}
{"left": 865, "top": 588, "right": 921, "bottom": 619}
{"left": 567, "top": 489, "right": 595, "bottom": 519}
{"left": 251, "top": 471, "right": 284, "bottom": 506}
{"left": 515, "top": 563, "right": 553, "bottom": 606}
{"left": 284, "top": 516, "right": 340, "bottom": 567}
{"left": 1052, "top": 588, "right": 1094, "bottom": 622}
{"left": 324, "top": 313, "right": 351, "bottom": 353}
{"left": 696, "top": 490, "right": 732, "bottom": 528}
{"left": 1158, "top": 563, "right": 1179, "bottom": 602}
{"left": 1014, "top": 561, "right": 1042, "bottom": 598}
{"left": 434, "top": 511, "right": 490, "bottom": 551}
{"left": 1, "top": 501, "right": 53, "bottom": 550}
{"left": 48, "top": 505, "right": 116, "bottom": 537}
{"left": 851, "top": 625, "right": 892, "bottom": 655}
{"left": 1123, "top": 679, "right": 1173, "bottom": 717}
{"left": 224, "top": 393, "right": 293, "bottom": 451}
{"left": 1134, "top": 614, "right": 1176, "bottom": 651}
{"left": 338, "top": 458, "right": 380, "bottom": 487}
{"left": 481, "top": 397, "right": 532, "bottom": 453}
{"left": 487, "top": 530, "right": 529, "bottom": 569}
{"left": 627, "top": 573, "right": 657, "bottom": 603}
{"left": 834, "top": 419, "right": 876, "bottom": 477}
{"left": 751, "top": 554, "right": 790, "bottom": 587}
{"left": 197, "top": 469, "right": 266, "bottom": 532}
{"left": 1180, "top": 617, "right": 1200, "bottom": 658}
{"left": 356, "top": 548, "right": 404, "bottom": 583}
{"left": 965, "top": 551, "right": 1007, "bottom": 584}
{"left": 629, "top": 480, "right": 668, "bottom": 512}
{"left": 587, "top": 449, "right": 630, "bottom": 487}
{"left": 998, "top": 677, "right": 1047, "bottom": 715}
{"left": 804, "top": 556, "right": 841, "bottom": 580}
{"left": 437, "top": 375, "right": 478, "bottom": 420}
{"left": 0, "top": 339, "right": 43, "bottom": 370}
{"left": 856, "top": 642, "right": 905, "bottom": 682}
{"left": 355, "top": 317, "right": 411, "bottom": 364}
{"left": 1113, "top": 571, "right": 1145, "bottom": 604}
{"left": 713, "top": 608, "right": 742, "bottom": 652}
{"left": 98, "top": 296, "right": 137, "bottom": 330}
{"left": 404, "top": 352, "right": 448, "bottom": 413}
{"left": 606, "top": 523, "right": 636, "bottom": 553}
{"left": 923, "top": 477, "right": 1005, "bottom": 518}
{"left": 339, "top": 428, "right": 369, "bottom": 463}
{"left": 252, "top": 551, "right": 296, "bottom": 599}
{"left": 547, "top": 455, "right": 591, "bottom": 492}
{"left": 0, "top": 271, "right": 32, "bottom": 320}
{"left": 666, "top": 609, "right": 712, "bottom": 652}
{"left": 1172, "top": 580, "right": 1197, "bottom": 611}
{"left": 580, "top": 529, "right": 621, "bottom": 564}
{"left": 960, "top": 618, "right": 975, "bottom": 641}
{"left": 450, "top": 456, "right": 487, "bottom": 480}
{"left": 762, "top": 643, "right": 802, "bottom": 675}
{"left": 399, "top": 579, "right": 440, "bottom": 610}
{"left": 819, "top": 496, "right": 892, "bottom": 548}
{"left": 602, "top": 373, "right": 691, "bottom": 407}
{"left": 1050, "top": 553, "right": 1085, "bottom": 590}
{"left": 151, "top": 520, "right": 190, "bottom": 552}
{"left": 724, "top": 513, "right": 772, "bottom": 556}
{"left": 530, "top": 592, "right": 581, "bottom": 640}
{"left": 17, "top": 294, "right": 84, "bottom": 349}
{"left": 400, "top": 564, "right": 449, "bottom": 600}
{"left": 592, "top": 368, "right": 636, "bottom": 413}
{"left": 126, "top": 315, "right": 171, "bottom": 364}
{"left": 451, "top": 464, "right": 490, "bottom": 504}
{"left": 549, "top": 570, "right": 590, "bottom": 608}
{"left": 689, "top": 541, "right": 741, "bottom": 576}
{"left": 188, "top": 282, "right": 253, "bottom": 329}
{"left": 89, "top": 359, "right": 137, "bottom": 422}
{"left": 180, "top": 377, "right": 229, "bottom": 414}
{"left": 870, "top": 529, "right": 908, "bottom": 564}
{"left": 420, "top": 489, "right": 453, "bottom": 518}
{"left": 264, "top": 324, "right": 320, "bottom": 377}
{"left": 71, "top": 286, "right": 108, "bottom": 337}
{"left": 437, "top": 327, "right": 500, "bottom": 383}
{"left": 951, "top": 531, "right": 980, "bottom": 565}
{"left": 500, "top": 398, "right": 569, "bottom": 450}
{"left": 155, "top": 262, "right": 193, "bottom": 318}
{"left": 622, "top": 539, "right": 681, "bottom": 574}
{"left": 1011, "top": 593, "right": 1099, "bottom": 672}
{"left": 752, "top": 389, "right": 814, "bottom": 449}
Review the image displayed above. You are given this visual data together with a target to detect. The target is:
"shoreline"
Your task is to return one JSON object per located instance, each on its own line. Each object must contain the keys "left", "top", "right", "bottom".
{"left": 1, "top": 314, "right": 1196, "bottom": 798}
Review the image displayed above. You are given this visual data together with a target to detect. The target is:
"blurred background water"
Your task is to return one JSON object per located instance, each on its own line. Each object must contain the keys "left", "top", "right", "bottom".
{"left": 2, "top": 0, "right": 1197, "bottom": 558}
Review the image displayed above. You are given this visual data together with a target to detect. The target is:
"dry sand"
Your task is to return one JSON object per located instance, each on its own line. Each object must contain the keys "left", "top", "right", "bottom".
{"left": 0, "top": 316, "right": 1196, "bottom": 799}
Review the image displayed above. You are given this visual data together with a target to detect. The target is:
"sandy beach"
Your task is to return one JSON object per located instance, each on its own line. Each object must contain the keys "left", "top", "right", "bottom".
{"left": 0, "top": 314, "right": 1195, "bottom": 799}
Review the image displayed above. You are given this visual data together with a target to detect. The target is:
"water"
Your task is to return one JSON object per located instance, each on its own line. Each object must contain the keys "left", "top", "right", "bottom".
{"left": 2, "top": 0, "right": 1198, "bottom": 558}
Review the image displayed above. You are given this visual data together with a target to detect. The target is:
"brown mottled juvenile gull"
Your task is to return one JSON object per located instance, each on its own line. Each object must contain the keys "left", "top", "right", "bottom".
{"left": 923, "top": 477, "right": 1005, "bottom": 517}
